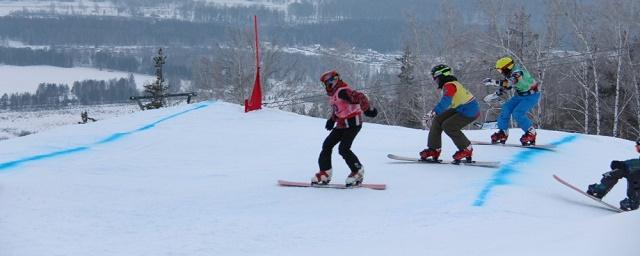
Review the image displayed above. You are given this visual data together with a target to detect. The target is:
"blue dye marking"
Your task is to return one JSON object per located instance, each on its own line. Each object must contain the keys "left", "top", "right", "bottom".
{"left": 0, "top": 146, "right": 90, "bottom": 170}
{"left": 0, "top": 102, "right": 212, "bottom": 171}
{"left": 473, "top": 134, "right": 578, "bottom": 206}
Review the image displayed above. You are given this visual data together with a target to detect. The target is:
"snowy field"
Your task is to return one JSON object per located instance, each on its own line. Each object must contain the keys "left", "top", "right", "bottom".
{"left": 196, "top": 0, "right": 292, "bottom": 10}
{"left": 0, "top": 0, "right": 295, "bottom": 18}
{"left": 0, "top": 0, "right": 120, "bottom": 16}
{"left": 0, "top": 101, "right": 638, "bottom": 256}
{"left": 0, "top": 65, "right": 155, "bottom": 94}
{"left": 0, "top": 103, "right": 140, "bottom": 141}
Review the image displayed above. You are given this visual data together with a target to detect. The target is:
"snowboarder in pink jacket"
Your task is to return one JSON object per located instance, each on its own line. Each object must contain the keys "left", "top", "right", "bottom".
{"left": 311, "top": 70, "right": 378, "bottom": 187}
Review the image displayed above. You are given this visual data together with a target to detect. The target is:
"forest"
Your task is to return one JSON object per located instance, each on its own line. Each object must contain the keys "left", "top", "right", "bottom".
{"left": 0, "top": 0, "right": 639, "bottom": 140}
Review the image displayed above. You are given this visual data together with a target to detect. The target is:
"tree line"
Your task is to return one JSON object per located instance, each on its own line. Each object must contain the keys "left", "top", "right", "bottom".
{"left": 0, "top": 75, "right": 139, "bottom": 110}
{"left": 363, "top": 0, "right": 640, "bottom": 140}
{"left": 2, "top": 0, "right": 639, "bottom": 141}
{"left": 0, "top": 14, "right": 407, "bottom": 52}
{"left": 0, "top": 47, "right": 73, "bottom": 67}
{"left": 191, "top": 0, "right": 640, "bottom": 141}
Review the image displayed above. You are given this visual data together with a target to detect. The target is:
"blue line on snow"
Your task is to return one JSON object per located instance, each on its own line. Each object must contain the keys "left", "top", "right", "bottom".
{"left": 472, "top": 134, "right": 578, "bottom": 206}
{"left": 0, "top": 146, "right": 90, "bottom": 170}
{"left": 0, "top": 102, "right": 212, "bottom": 171}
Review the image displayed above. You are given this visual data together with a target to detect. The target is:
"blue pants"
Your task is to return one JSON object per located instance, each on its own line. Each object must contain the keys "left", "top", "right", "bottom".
{"left": 497, "top": 93, "right": 540, "bottom": 132}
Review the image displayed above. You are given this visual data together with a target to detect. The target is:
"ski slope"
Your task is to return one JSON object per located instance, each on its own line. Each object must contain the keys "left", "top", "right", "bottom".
{"left": 0, "top": 101, "right": 638, "bottom": 256}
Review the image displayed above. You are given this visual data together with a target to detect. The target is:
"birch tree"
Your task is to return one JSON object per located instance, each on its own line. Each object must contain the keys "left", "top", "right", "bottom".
{"left": 560, "top": 0, "right": 603, "bottom": 135}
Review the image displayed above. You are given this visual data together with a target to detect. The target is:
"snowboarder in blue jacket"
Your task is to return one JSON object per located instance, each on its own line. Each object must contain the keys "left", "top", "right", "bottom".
{"left": 586, "top": 140, "right": 640, "bottom": 211}
{"left": 483, "top": 57, "right": 540, "bottom": 146}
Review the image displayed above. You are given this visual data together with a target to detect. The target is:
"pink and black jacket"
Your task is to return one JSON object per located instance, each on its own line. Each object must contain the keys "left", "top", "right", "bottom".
{"left": 328, "top": 81, "right": 371, "bottom": 129}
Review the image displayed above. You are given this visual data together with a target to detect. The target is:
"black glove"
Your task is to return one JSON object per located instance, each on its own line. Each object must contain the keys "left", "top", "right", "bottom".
{"left": 325, "top": 118, "right": 335, "bottom": 131}
{"left": 610, "top": 160, "right": 627, "bottom": 171}
{"left": 364, "top": 107, "right": 378, "bottom": 118}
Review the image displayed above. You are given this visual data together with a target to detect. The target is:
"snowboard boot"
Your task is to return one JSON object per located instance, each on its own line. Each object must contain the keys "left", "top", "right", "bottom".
{"left": 586, "top": 183, "right": 609, "bottom": 199}
{"left": 419, "top": 148, "right": 441, "bottom": 161}
{"left": 452, "top": 146, "right": 473, "bottom": 163}
{"left": 520, "top": 128, "right": 537, "bottom": 146}
{"left": 491, "top": 130, "right": 508, "bottom": 144}
{"left": 345, "top": 168, "right": 364, "bottom": 187}
{"left": 311, "top": 169, "right": 332, "bottom": 185}
{"left": 620, "top": 197, "right": 640, "bottom": 211}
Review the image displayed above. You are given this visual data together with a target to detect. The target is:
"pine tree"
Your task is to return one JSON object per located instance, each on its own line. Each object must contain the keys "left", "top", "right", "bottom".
{"left": 393, "top": 46, "right": 424, "bottom": 128}
{"left": 143, "top": 48, "right": 169, "bottom": 109}
{"left": 0, "top": 93, "right": 8, "bottom": 109}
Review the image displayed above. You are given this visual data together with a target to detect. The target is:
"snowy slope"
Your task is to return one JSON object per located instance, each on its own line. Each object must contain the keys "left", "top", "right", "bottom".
{"left": 0, "top": 0, "right": 294, "bottom": 18}
{"left": 0, "top": 101, "right": 638, "bottom": 256}
{"left": 0, "top": 65, "right": 154, "bottom": 94}
{"left": 0, "top": 103, "right": 140, "bottom": 141}
{"left": 0, "top": 0, "right": 119, "bottom": 16}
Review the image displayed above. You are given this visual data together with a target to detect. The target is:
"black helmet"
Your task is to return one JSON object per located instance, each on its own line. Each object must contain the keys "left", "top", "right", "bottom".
{"left": 431, "top": 64, "right": 452, "bottom": 79}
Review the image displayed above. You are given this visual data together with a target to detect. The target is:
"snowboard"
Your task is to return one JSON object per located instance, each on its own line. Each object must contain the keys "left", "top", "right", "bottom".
{"left": 387, "top": 154, "right": 500, "bottom": 169}
{"left": 277, "top": 180, "right": 386, "bottom": 190}
{"left": 552, "top": 174, "right": 623, "bottom": 213}
{"left": 470, "top": 140, "right": 556, "bottom": 151}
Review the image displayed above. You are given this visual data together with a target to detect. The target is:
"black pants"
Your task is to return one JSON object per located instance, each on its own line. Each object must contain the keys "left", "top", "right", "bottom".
{"left": 599, "top": 168, "right": 640, "bottom": 200}
{"left": 318, "top": 126, "right": 362, "bottom": 172}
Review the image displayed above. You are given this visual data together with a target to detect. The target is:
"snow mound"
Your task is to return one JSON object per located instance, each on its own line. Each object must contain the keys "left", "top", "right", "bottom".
{"left": 0, "top": 101, "right": 637, "bottom": 256}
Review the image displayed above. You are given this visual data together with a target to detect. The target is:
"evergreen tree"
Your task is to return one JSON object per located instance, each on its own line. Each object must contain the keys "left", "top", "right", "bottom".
{"left": 143, "top": 48, "right": 168, "bottom": 109}
{"left": 0, "top": 93, "right": 8, "bottom": 109}
{"left": 393, "top": 46, "right": 424, "bottom": 128}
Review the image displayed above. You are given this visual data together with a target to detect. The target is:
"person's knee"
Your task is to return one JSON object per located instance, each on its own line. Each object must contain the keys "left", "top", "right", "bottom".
{"left": 513, "top": 109, "right": 529, "bottom": 122}
{"left": 512, "top": 106, "right": 528, "bottom": 116}
{"left": 501, "top": 100, "right": 517, "bottom": 112}
{"left": 632, "top": 179, "right": 640, "bottom": 193}
{"left": 498, "top": 110, "right": 513, "bottom": 122}
{"left": 440, "top": 121, "right": 455, "bottom": 133}
{"left": 430, "top": 120, "right": 442, "bottom": 130}
{"left": 442, "top": 125, "right": 459, "bottom": 135}
{"left": 338, "top": 146, "right": 352, "bottom": 156}
{"left": 319, "top": 148, "right": 332, "bottom": 158}
{"left": 321, "top": 144, "right": 333, "bottom": 152}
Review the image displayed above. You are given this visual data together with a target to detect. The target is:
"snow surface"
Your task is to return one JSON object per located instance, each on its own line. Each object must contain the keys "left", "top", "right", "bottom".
{"left": 196, "top": 0, "right": 293, "bottom": 10}
{"left": 0, "top": 65, "right": 155, "bottom": 94}
{"left": 0, "top": 0, "right": 294, "bottom": 18}
{"left": 0, "top": 0, "right": 120, "bottom": 16}
{"left": 0, "top": 101, "right": 638, "bottom": 255}
{"left": 0, "top": 103, "right": 140, "bottom": 141}
{"left": 0, "top": 39, "right": 48, "bottom": 49}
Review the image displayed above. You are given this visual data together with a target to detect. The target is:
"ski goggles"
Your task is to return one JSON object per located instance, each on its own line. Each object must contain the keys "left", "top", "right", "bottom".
{"left": 497, "top": 68, "right": 511, "bottom": 76}
{"left": 431, "top": 70, "right": 451, "bottom": 79}
{"left": 323, "top": 76, "right": 337, "bottom": 88}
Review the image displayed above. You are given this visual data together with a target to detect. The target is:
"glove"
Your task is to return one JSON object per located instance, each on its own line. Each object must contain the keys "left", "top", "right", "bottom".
{"left": 325, "top": 118, "right": 335, "bottom": 131}
{"left": 620, "top": 197, "right": 639, "bottom": 211}
{"left": 422, "top": 111, "right": 436, "bottom": 127}
{"left": 483, "top": 78, "right": 500, "bottom": 87}
{"left": 483, "top": 92, "right": 502, "bottom": 103}
{"left": 364, "top": 107, "right": 378, "bottom": 117}
{"left": 610, "top": 160, "right": 627, "bottom": 171}
{"left": 424, "top": 111, "right": 436, "bottom": 120}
